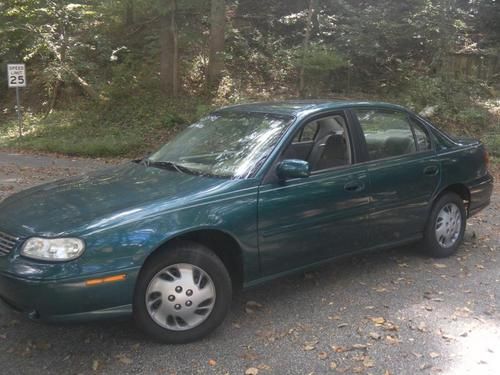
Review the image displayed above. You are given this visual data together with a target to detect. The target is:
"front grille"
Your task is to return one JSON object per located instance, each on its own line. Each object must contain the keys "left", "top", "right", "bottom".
{"left": 0, "top": 231, "right": 19, "bottom": 256}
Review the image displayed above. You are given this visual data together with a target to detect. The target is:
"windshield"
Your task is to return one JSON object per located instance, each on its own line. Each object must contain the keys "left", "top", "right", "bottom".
{"left": 148, "top": 111, "right": 293, "bottom": 178}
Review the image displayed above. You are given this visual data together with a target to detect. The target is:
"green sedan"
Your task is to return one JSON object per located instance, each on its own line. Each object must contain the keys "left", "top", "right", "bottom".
{"left": 0, "top": 100, "right": 493, "bottom": 343}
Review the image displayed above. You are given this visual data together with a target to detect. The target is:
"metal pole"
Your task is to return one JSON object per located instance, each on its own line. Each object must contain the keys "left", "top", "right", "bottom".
{"left": 16, "top": 86, "right": 22, "bottom": 137}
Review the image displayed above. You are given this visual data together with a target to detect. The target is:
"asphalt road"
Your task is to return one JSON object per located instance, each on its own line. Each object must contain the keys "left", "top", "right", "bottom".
{"left": 0, "top": 151, "right": 498, "bottom": 375}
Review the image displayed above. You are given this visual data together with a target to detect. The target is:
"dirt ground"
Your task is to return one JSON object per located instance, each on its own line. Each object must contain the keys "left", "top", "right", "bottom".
{"left": 0, "top": 151, "right": 499, "bottom": 375}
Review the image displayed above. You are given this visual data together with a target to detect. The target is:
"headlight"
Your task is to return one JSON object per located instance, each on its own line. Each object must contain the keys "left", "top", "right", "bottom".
{"left": 21, "top": 237, "right": 85, "bottom": 261}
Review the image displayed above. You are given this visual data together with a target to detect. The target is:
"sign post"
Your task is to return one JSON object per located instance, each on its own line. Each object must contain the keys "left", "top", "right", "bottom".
{"left": 7, "top": 64, "right": 26, "bottom": 137}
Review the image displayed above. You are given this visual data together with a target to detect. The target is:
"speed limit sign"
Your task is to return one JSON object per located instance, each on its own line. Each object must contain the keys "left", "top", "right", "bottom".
{"left": 7, "top": 64, "right": 26, "bottom": 87}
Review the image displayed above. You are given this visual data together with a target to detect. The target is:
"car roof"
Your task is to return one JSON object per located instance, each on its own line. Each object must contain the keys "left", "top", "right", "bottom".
{"left": 217, "top": 100, "right": 409, "bottom": 117}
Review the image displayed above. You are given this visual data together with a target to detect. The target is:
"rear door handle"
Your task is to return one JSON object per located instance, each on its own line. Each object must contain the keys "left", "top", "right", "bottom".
{"left": 344, "top": 181, "right": 365, "bottom": 192}
{"left": 423, "top": 165, "right": 439, "bottom": 176}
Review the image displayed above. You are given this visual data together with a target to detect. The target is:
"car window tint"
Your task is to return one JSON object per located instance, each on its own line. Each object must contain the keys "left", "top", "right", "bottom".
{"left": 293, "top": 121, "right": 318, "bottom": 143}
{"left": 354, "top": 109, "right": 417, "bottom": 160}
{"left": 282, "top": 114, "right": 351, "bottom": 171}
{"left": 410, "top": 118, "right": 432, "bottom": 151}
{"left": 300, "top": 122, "right": 319, "bottom": 142}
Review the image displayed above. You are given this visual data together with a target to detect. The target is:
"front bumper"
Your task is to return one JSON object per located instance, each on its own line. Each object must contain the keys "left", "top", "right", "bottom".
{"left": 0, "top": 268, "right": 139, "bottom": 322}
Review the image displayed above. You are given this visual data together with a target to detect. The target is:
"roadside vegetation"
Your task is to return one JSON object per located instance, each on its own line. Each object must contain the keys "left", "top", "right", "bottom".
{"left": 1, "top": 0, "right": 499, "bottom": 158}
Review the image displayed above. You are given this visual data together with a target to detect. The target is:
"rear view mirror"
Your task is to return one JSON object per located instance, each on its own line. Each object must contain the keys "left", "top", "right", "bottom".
{"left": 276, "top": 159, "right": 310, "bottom": 180}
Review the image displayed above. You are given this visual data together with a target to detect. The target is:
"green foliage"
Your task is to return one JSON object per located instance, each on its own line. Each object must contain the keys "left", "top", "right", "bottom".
{"left": 391, "top": 74, "right": 492, "bottom": 136}
{"left": 0, "top": 0, "right": 499, "bottom": 157}
{"left": 484, "top": 133, "right": 500, "bottom": 157}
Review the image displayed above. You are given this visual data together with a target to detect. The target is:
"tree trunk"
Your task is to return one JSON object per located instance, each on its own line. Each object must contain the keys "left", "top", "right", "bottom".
{"left": 125, "top": 0, "right": 135, "bottom": 25}
{"left": 298, "top": 0, "right": 316, "bottom": 97}
{"left": 208, "top": 0, "right": 225, "bottom": 91}
{"left": 160, "top": 0, "right": 178, "bottom": 96}
{"left": 68, "top": 69, "right": 101, "bottom": 101}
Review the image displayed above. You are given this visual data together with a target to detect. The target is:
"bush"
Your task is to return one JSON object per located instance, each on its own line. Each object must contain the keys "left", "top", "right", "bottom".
{"left": 392, "top": 75, "right": 492, "bottom": 137}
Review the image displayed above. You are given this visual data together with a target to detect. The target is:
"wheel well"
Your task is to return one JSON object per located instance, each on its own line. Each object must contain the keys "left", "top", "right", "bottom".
{"left": 438, "top": 184, "right": 471, "bottom": 211}
{"left": 148, "top": 230, "right": 244, "bottom": 289}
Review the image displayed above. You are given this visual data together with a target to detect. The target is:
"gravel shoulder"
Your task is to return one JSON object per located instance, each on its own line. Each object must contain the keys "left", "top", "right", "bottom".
{"left": 0, "top": 151, "right": 498, "bottom": 375}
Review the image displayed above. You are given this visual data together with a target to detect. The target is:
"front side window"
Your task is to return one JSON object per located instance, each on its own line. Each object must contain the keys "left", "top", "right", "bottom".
{"left": 282, "top": 114, "right": 351, "bottom": 171}
{"left": 354, "top": 109, "right": 417, "bottom": 160}
{"left": 149, "top": 112, "right": 293, "bottom": 178}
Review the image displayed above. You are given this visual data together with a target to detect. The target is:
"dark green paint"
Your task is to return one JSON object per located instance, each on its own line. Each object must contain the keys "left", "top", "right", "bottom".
{"left": 276, "top": 159, "right": 310, "bottom": 180}
{"left": 0, "top": 100, "right": 493, "bottom": 321}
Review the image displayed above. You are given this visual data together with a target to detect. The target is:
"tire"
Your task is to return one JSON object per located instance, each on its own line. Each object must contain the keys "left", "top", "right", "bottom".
{"left": 133, "top": 241, "right": 232, "bottom": 344}
{"left": 423, "top": 192, "right": 466, "bottom": 258}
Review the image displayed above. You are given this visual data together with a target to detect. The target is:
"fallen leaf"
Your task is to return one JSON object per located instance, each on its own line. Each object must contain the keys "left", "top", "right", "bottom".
{"left": 318, "top": 351, "right": 328, "bottom": 360}
{"left": 329, "top": 361, "right": 337, "bottom": 370}
{"left": 420, "top": 363, "right": 432, "bottom": 370}
{"left": 417, "top": 322, "right": 427, "bottom": 332}
{"left": 303, "top": 344, "right": 316, "bottom": 351}
{"left": 92, "top": 360, "right": 99, "bottom": 371}
{"left": 385, "top": 335, "right": 400, "bottom": 344}
{"left": 433, "top": 263, "right": 447, "bottom": 269}
{"left": 383, "top": 322, "right": 399, "bottom": 331}
{"left": 337, "top": 323, "right": 348, "bottom": 328}
{"left": 363, "top": 357, "right": 375, "bottom": 368}
{"left": 208, "top": 359, "right": 217, "bottom": 366}
{"left": 370, "top": 317, "right": 385, "bottom": 325}
{"left": 245, "top": 367, "right": 259, "bottom": 375}
{"left": 369, "top": 332, "right": 381, "bottom": 340}
{"left": 429, "top": 352, "right": 440, "bottom": 359}
{"left": 331, "top": 345, "right": 347, "bottom": 353}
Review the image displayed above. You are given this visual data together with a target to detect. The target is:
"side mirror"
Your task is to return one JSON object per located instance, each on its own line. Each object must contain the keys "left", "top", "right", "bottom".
{"left": 276, "top": 159, "right": 310, "bottom": 180}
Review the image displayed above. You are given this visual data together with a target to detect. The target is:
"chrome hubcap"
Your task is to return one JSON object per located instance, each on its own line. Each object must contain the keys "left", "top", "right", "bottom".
{"left": 145, "top": 263, "right": 216, "bottom": 331}
{"left": 435, "top": 203, "right": 462, "bottom": 248}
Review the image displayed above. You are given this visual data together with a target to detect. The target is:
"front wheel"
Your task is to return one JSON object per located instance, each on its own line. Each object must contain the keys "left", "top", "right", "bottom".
{"left": 133, "top": 241, "right": 232, "bottom": 343}
{"left": 423, "top": 192, "right": 466, "bottom": 258}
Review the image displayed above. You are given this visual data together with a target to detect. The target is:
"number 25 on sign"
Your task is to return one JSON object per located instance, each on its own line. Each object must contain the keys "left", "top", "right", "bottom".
{"left": 7, "top": 63, "right": 26, "bottom": 137}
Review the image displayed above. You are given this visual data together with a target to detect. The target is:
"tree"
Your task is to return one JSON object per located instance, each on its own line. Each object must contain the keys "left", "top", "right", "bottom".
{"left": 159, "top": 0, "right": 178, "bottom": 96}
{"left": 298, "top": 0, "right": 316, "bottom": 96}
{"left": 208, "top": 0, "right": 225, "bottom": 91}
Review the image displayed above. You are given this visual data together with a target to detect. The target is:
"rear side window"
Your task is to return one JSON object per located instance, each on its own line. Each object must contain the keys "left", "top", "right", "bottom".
{"left": 354, "top": 109, "right": 417, "bottom": 160}
{"left": 410, "top": 118, "right": 432, "bottom": 151}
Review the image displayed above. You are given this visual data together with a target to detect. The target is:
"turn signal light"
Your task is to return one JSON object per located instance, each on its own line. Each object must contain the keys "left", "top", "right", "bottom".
{"left": 85, "top": 274, "right": 126, "bottom": 286}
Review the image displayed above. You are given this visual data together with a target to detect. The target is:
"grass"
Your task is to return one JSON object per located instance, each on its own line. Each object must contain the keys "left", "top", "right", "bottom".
{"left": 0, "top": 95, "right": 212, "bottom": 158}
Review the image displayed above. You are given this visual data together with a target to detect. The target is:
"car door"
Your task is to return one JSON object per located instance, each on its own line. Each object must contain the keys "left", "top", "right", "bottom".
{"left": 257, "top": 112, "right": 371, "bottom": 276}
{"left": 351, "top": 108, "right": 440, "bottom": 245}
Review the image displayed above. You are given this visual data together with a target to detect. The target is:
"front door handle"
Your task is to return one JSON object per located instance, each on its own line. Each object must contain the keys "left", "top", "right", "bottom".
{"left": 344, "top": 181, "right": 365, "bottom": 192}
{"left": 423, "top": 165, "right": 439, "bottom": 176}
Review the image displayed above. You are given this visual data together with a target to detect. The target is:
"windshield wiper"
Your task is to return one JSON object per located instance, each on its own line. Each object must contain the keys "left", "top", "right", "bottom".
{"left": 144, "top": 159, "right": 196, "bottom": 175}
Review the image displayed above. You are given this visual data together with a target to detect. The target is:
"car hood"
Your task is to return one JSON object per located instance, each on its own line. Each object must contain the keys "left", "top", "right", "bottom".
{"left": 0, "top": 162, "right": 234, "bottom": 237}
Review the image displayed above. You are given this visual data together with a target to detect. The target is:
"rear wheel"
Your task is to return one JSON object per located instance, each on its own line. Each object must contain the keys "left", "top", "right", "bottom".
{"left": 423, "top": 192, "right": 466, "bottom": 258}
{"left": 133, "top": 241, "right": 232, "bottom": 343}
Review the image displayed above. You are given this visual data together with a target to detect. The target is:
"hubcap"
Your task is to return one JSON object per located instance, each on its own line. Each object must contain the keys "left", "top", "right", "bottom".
{"left": 145, "top": 263, "right": 216, "bottom": 331}
{"left": 435, "top": 203, "right": 462, "bottom": 248}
